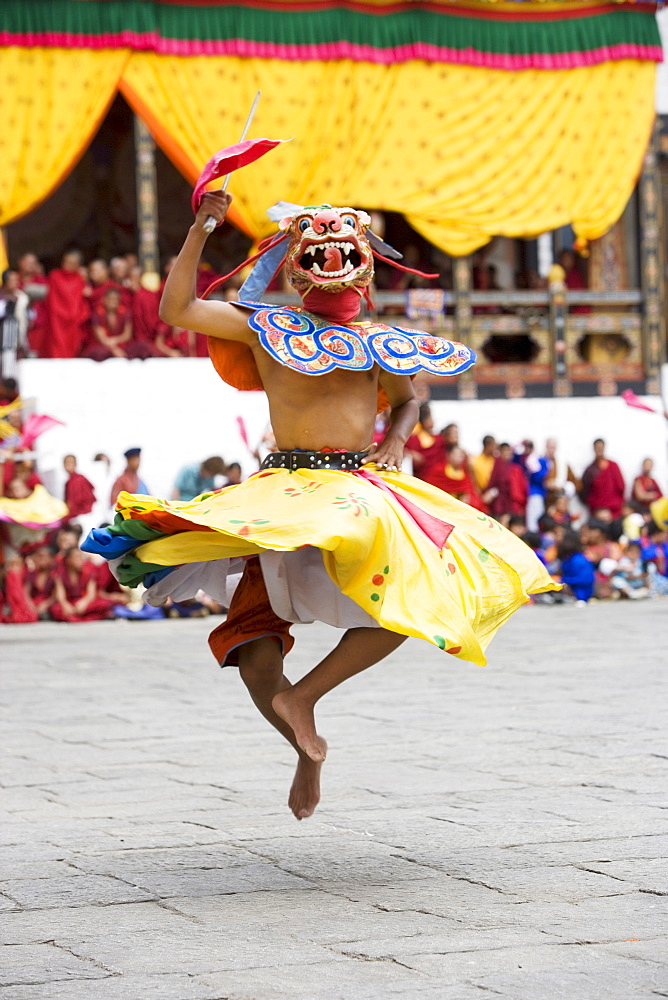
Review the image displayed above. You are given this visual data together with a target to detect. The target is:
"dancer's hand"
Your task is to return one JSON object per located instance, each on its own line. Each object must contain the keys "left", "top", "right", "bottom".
{"left": 195, "top": 191, "right": 232, "bottom": 229}
{"left": 364, "top": 437, "right": 404, "bottom": 473}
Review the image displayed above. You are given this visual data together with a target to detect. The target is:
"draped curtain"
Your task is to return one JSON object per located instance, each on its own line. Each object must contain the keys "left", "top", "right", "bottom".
{"left": 0, "top": 0, "right": 661, "bottom": 267}
{"left": 0, "top": 47, "right": 129, "bottom": 227}
{"left": 121, "top": 52, "right": 657, "bottom": 254}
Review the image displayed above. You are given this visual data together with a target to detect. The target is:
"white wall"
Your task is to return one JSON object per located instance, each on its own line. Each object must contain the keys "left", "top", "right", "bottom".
{"left": 17, "top": 358, "right": 668, "bottom": 505}
{"left": 18, "top": 358, "right": 269, "bottom": 503}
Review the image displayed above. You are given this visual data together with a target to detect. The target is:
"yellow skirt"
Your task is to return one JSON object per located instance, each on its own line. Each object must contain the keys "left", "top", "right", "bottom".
{"left": 110, "top": 465, "right": 557, "bottom": 667}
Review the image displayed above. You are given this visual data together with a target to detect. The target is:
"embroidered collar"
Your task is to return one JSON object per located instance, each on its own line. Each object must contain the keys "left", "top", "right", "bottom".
{"left": 237, "top": 301, "right": 476, "bottom": 378}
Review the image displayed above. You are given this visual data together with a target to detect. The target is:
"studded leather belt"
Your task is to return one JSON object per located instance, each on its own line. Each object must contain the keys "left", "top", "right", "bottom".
{"left": 260, "top": 450, "right": 368, "bottom": 471}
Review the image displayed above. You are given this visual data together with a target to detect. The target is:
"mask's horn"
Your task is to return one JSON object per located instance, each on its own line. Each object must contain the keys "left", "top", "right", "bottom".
{"left": 367, "top": 230, "right": 403, "bottom": 260}
{"left": 266, "top": 200, "right": 305, "bottom": 223}
{"left": 238, "top": 238, "right": 289, "bottom": 302}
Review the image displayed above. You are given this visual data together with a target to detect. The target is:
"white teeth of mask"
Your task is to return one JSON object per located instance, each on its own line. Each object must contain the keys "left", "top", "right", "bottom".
{"left": 311, "top": 262, "right": 352, "bottom": 278}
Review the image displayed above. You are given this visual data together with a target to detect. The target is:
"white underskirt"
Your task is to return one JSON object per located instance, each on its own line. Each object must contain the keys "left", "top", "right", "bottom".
{"left": 138, "top": 546, "right": 378, "bottom": 630}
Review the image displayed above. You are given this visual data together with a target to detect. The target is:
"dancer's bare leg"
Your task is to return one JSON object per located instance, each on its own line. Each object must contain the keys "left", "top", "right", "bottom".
{"left": 238, "top": 637, "right": 325, "bottom": 820}
{"left": 273, "top": 627, "right": 406, "bottom": 761}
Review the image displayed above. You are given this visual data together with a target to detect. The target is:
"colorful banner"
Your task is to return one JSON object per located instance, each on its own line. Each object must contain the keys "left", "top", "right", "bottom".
{"left": 0, "top": 0, "right": 661, "bottom": 264}
{"left": 0, "top": 1, "right": 661, "bottom": 69}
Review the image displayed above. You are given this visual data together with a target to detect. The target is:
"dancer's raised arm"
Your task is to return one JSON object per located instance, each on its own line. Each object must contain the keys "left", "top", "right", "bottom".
{"left": 159, "top": 191, "right": 251, "bottom": 343}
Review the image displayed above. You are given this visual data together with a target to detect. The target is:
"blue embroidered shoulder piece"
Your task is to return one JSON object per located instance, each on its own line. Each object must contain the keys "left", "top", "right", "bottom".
{"left": 236, "top": 301, "right": 476, "bottom": 378}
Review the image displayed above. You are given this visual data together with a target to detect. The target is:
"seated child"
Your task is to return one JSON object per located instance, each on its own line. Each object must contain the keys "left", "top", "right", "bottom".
{"left": 557, "top": 530, "right": 595, "bottom": 605}
{"left": 547, "top": 491, "right": 573, "bottom": 527}
{"left": 640, "top": 523, "right": 668, "bottom": 597}
{"left": 620, "top": 500, "right": 646, "bottom": 542}
{"left": 508, "top": 514, "right": 526, "bottom": 538}
{"left": 611, "top": 541, "right": 648, "bottom": 599}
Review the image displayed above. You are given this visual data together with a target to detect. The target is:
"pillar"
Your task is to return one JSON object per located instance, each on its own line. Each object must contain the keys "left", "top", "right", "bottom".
{"left": 454, "top": 255, "right": 475, "bottom": 399}
{"left": 134, "top": 116, "right": 161, "bottom": 292}
{"left": 639, "top": 121, "right": 666, "bottom": 394}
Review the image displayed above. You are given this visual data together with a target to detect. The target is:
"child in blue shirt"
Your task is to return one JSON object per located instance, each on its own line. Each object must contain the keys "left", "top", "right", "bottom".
{"left": 558, "top": 531, "right": 595, "bottom": 605}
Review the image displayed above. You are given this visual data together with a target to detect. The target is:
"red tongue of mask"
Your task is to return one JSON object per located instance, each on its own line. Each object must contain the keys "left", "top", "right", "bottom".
{"left": 323, "top": 246, "right": 343, "bottom": 272}
{"left": 301, "top": 286, "right": 362, "bottom": 324}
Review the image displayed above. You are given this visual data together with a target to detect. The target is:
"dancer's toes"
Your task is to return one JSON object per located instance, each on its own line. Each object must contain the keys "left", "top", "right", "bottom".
{"left": 273, "top": 690, "right": 326, "bottom": 762}
{"left": 288, "top": 750, "right": 325, "bottom": 820}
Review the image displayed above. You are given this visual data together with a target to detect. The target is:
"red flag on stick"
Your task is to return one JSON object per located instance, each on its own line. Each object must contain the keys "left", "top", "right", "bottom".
{"left": 191, "top": 138, "right": 287, "bottom": 216}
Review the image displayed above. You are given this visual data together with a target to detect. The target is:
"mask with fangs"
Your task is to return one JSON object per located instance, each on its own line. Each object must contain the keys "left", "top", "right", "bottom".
{"left": 281, "top": 205, "right": 374, "bottom": 295}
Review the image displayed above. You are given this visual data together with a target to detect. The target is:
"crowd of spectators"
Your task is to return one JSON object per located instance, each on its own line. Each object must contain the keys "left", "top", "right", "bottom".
{"left": 1, "top": 240, "right": 589, "bottom": 373}
{"left": 0, "top": 376, "right": 244, "bottom": 623}
{"left": 2, "top": 371, "right": 667, "bottom": 624}
{"left": 406, "top": 404, "right": 668, "bottom": 605}
{"left": 1, "top": 250, "right": 230, "bottom": 366}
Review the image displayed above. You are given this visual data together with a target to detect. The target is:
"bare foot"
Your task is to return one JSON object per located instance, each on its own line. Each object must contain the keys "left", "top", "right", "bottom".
{"left": 288, "top": 750, "right": 326, "bottom": 820}
{"left": 272, "top": 689, "right": 327, "bottom": 762}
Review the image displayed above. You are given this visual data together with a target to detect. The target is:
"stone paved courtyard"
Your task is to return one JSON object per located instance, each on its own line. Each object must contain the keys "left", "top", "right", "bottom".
{"left": 1, "top": 600, "right": 667, "bottom": 999}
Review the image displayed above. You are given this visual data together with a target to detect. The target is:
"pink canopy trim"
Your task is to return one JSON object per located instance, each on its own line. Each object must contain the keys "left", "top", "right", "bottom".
{"left": 18, "top": 414, "right": 64, "bottom": 449}
{"left": 191, "top": 138, "right": 287, "bottom": 216}
{"left": 621, "top": 389, "right": 659, "bottom": 414}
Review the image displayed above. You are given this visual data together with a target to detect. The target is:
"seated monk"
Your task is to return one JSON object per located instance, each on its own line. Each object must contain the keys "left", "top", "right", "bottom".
{"left": 24, "top": 544, "right": 57, "bottom": 619}
{"left": 86, "top": 259, "right": 131, "bottom": 312}
{"left": 84, "top": 288, "right": 132, "bottom": 361}
{"left": 51, "top": 548, "right": 114, "bottom": 622}
{"left": 2, "top": 457, "right": 41, "bottom": 495}
{"left": 95, "top": 560, "right": 131, "bottom": 607}
{"left": 2, "top": 555, "right": 39, "bottom": 623}
{"left": 154, "top": 323, "right": 189, "bottom": 358}
{"left": 4, "top": 477, "right": 32, "bottom": 500}
{"left": 426, "top": 445, "right": 486, "bottom": 510}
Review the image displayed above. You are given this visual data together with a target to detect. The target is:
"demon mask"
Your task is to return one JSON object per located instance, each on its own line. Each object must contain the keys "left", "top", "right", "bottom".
{"left": 280, "top": 206, "right": 374, "bottom": 295}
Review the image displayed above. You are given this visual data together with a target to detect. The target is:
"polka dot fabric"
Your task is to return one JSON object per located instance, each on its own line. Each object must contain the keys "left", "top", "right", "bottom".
{"left": 0, "top": 48, "right": 129, "bottom": 228}
{"left": 121, "top": 53, "right": 657, "bottom": 254}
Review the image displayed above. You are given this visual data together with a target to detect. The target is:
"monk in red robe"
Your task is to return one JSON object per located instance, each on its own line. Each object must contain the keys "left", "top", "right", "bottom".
{"left": 2, "top": 456, "right": 41, "bottom": 494}
{"left": 23, "top": 544, "right": 56, "bottom": 619}
{"left": 51, "top": 548, "right": 114, "bottom": 622}
{"left": 44, "top": 250, "right": 90, "bottom": 358}
{"left": 86, "top": 259, "right": 131, "bottom": 313}
{"left": 86, "top": 288, "right": 151, "bottom": 360}
{"left": 127, "top": 266, "right": 160, "bottom": 353}
{"left": 486, "top": 443, "right": 528, "bottom": 523}
{"left": 63, "top": 455, "right": 96, "bottom": 519}
{"left": 632, "top": 458, "right": 663, "bottom": 514}
{"left": 2, "top": 555, "right": 39, "bottom": 623}
{"left": 95, "top": 559, "right": 130, "bottom": 607}
{"left": 581, "top": 438, "right": 626, "bottom": 518}
{"left": 109, "top": 448, "right": 149, "bottom": 506}
{"left": 404, "top": 404, "right": 446, "bottom": 480}
{"left": 427, "top": 445, "right": 486, "bottom": 510}
{"left": 17, "top": 253, "right": 50, "bottom": 357}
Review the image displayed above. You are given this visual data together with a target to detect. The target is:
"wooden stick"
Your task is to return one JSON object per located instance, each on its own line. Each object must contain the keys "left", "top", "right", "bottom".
{"left": 203, "top": 91, "right": 262, "bottom": 234}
